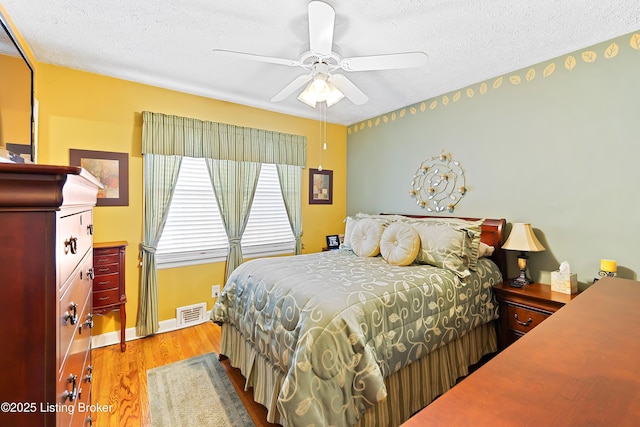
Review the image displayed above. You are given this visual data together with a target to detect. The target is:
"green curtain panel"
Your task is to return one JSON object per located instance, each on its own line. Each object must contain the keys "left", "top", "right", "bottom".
{"left": 277, "top": 164, "right": 303, "bottom": 255}
{"left": 206, "top": 159, "right": 261, "bottom": 281}
{"left": 138, "top": 154, "right": 182, "bottom": 337}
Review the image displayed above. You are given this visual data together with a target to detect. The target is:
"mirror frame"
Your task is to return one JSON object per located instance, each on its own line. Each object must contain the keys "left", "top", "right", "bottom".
{"left": 0, "top": 10, "right": 35, "bottom": 163}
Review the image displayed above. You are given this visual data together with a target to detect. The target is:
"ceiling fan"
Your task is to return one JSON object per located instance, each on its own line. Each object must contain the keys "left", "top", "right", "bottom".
{"left": 213, "top": 1, "right": 428, "bottom": 108}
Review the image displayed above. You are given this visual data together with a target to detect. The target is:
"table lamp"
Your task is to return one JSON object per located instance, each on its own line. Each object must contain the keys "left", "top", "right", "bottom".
{"left": 502, "top": 223, "right": 546, "bottom": 287}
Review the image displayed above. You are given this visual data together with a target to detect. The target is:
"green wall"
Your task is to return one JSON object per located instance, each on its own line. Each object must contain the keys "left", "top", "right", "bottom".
{"left": 347, "top": 32, "right": 640, "bottom": 288}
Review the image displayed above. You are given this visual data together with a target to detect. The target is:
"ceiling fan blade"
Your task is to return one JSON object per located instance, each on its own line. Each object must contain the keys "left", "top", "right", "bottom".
{"left": 340, "top": 52, "right": 428, "bottom": 71}
{"left": 212, "top": 49, "right": 301, "bottom": 67}
{"left": 308, "top": 1, "right": 335, "bottom": 56}
{"left": 329, "top": 74, "right": 368, "bottom": 105}
{"left": 271, "top": 74, "right": 313, "bottom": 102}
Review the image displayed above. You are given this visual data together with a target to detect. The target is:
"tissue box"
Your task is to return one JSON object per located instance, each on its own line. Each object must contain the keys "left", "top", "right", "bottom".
{"left": 551, "top": 271, "right": 578, "bottom": 294}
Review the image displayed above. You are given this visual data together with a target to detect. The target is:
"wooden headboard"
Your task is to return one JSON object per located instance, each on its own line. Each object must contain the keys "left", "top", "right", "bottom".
{"left": 381, "top": 214, "right": 508, "bottom": 280}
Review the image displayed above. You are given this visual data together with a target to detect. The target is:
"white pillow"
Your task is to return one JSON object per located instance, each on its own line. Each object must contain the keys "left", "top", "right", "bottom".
{"left": 342, "top": 216, "right": 358, "bottom": 250}
{"left": 350, "top": 218, "right": 383, "bottom": 257}
{"left": 380, "top": 222, "right": 421, "bottom": 266}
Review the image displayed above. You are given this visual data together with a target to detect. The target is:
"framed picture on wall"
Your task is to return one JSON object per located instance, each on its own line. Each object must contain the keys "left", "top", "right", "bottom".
{"left": 70, "top": 149, "right": 129, "bottom": 206}
{"left": 309, "top": 168, "right": 333, "bottom": 205}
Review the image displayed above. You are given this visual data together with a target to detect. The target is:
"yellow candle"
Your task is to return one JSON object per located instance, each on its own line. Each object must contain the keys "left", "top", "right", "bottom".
{"left": 600, "top": 259, "right": 617, "bottom": 273}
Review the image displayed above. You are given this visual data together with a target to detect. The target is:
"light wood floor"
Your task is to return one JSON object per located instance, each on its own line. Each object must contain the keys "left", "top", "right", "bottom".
{"left": 92, "top": 321, "right": 279, "bottom": 427}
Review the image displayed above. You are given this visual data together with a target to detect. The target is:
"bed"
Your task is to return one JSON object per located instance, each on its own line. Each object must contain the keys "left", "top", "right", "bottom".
{"left": 211, "top": 214, "right": 507, "bottom": 427}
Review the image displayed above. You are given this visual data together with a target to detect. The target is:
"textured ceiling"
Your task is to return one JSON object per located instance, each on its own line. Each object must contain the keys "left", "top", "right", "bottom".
{"left": 2, "top": 1, "right": 639, "bottom": 125}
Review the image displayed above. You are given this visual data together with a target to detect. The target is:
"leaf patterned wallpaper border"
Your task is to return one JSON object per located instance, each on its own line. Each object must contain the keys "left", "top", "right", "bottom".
{"left": 348, "top": 33, "right": 640, "bottom": 135}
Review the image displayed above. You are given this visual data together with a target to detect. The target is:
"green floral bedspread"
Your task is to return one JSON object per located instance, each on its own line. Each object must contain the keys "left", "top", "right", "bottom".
{"left": 211, "top": 249, "right": 501, "bottom": 426}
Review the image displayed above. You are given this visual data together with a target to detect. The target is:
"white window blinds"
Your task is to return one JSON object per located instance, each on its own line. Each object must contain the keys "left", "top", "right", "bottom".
{"left": 156, "top": 157, "right": 294, "bottom": 268}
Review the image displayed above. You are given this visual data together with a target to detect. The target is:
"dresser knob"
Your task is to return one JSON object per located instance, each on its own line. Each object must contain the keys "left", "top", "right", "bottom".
{"left": 84, "top": 313, "right": 94, "bottom": 329}
{"left": 87, "top": 268, "right": 95, "bottom": 280}
{"left": 63, "top": 374, "right": 77, "bottom": 402}
{"left": 63, "top": 302, "right": 78, "bottom": 325}
{"left": 84, "top": 365, "right": 93, "bottom": 383}
{"left": 64, "top": 236, "right": 78, "bottom": 254}
{"left": 87, "top": 224, "right": 94, "bottom": 235}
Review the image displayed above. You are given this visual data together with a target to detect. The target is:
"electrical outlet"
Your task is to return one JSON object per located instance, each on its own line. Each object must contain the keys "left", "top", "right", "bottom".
{"left": 212, "top": 285, "right": 221, "bottom": 299}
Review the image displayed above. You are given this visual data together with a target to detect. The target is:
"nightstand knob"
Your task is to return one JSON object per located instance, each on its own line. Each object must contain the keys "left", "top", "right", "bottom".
{"left": 514, "top": 313, "right": 533, "bottom": 327}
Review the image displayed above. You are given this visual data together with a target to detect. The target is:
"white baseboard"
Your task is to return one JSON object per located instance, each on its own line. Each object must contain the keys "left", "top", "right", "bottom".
{"left": 92, "top": 310, "right": 212, "bottom": 349}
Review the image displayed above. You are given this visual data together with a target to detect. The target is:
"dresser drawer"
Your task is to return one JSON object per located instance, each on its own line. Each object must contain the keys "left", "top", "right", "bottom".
{"left": 506, "top": 303, "right": 551, "bottom": 334}
{"left": 58, "top": 209, "right": 93, "bottom": 288}
{"left": 59, "top": 256, "right": 92, "bottom": 363}
{"left": 94, "top": 288, "right": 122, "bottom": 308}
{"left": 57, "top": 335, "right": 90, "bottom": 427}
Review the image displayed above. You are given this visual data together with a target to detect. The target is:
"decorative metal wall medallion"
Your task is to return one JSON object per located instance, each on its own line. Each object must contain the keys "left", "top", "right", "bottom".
{"left": 410, "top": 152, "right": 466, "bottom": 212}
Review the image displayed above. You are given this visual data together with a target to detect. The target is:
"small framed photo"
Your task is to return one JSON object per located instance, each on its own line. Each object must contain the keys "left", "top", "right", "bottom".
{"left": 70, "top": 149, "right": 129, "bottom": 206}
{"left": 326, "top": 234, "right": 340, "bottom": 250}
{"left": 309, "top": 168, "right": 333, "bottom": 205}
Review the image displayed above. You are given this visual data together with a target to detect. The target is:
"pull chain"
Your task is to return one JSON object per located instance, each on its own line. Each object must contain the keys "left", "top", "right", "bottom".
{"left": 318, "top": 101, "right": 327, "bottom": 170}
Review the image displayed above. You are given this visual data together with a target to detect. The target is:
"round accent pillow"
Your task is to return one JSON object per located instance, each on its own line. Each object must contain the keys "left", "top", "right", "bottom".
{"left": 350, "top": 218, "right": 383, "bottom": 257}
{"left": 380, "top": 222, "right": 421, "bottom": 266}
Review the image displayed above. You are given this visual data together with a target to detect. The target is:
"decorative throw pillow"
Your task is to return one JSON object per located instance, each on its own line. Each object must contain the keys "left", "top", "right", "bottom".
{"left": 407, "top": 218, "right": 484, "bottom": 271}
{"left": 442, "top": 218, "right": 483, "bottom": 270}
{"left": 412, "top": 221, "right": 482, "bottom": 278}
{"left": 380, "top": 222, "right": 421, "bottom": 266}
{"left": 350, "top": 218, "right": 383, "bottom": 257}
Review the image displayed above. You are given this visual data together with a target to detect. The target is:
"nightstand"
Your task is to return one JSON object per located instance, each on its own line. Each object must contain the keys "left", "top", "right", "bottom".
{"left": 93, "top": 241, "right": 128, "bottom": 352}
{"left": 493, "top": 282, "right": 579, "bottom": 349}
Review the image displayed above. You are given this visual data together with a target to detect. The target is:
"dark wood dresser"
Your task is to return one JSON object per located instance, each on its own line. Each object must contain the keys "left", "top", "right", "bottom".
{"left": 0, "top": 163, "right": 101, "bottom": 426}
{"left": 93, "top": 241, "right": 127, "bottom": 352}
{"left": 403, "top": 277, "right": 640, "bottom": 427}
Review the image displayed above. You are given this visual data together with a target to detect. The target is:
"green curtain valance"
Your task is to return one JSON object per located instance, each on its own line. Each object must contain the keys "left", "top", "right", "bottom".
{"left": 141, "top": 111, "right": 307, "bottom": 167}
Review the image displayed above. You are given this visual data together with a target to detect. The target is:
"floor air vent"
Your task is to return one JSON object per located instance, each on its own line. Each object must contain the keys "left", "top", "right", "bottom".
{"left": 176, "top": 302, "right": 207, "bottom": 328}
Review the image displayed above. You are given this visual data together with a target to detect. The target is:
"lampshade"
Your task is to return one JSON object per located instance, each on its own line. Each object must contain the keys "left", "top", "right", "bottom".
{"left": 502, "top": 223, "right": 545, "bottom": 252}
{"left": 297, "top": 75, "right": 344, "bottom": 108}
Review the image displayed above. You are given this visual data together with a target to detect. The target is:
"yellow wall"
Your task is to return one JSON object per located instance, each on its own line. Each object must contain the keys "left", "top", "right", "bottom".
{"left": 34, "top": 63, "right": 347, "bottom": 335}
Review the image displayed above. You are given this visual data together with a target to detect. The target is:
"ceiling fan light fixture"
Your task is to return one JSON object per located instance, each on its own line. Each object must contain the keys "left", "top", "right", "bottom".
{"left": 310, "top": 74, "right": 329, "bottom": 96}
{"left": 297, "top": 84, "right": 317, "bottom": 107}
{"left": 325, "top": 83, "right": 344, "bottom": 107}
{"left": 298, "top": 74, "right": 344, "bottom": 107}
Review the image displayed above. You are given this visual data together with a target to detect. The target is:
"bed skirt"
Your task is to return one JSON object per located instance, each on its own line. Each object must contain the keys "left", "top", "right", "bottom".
{"left": 220, "top": 321, "right": 497, "bottom": 427}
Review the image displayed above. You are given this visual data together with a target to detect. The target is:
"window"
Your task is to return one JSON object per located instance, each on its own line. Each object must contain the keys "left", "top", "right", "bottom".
{"left": 156, "top": 157, "right": 294, "bottom": 268}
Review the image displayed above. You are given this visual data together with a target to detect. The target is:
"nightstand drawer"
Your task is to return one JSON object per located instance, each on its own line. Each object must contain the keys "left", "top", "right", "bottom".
{"left": 93, "top": 272, "right": 119, "bottom": 291}
{"left": 506, "top": 303, "right": 550, "bottom": 334}
{"left": 94, "top": 253, "right": 119, "bottom": 266}
{"left": 93, "top": 289, "right": 121, "bottom": 307}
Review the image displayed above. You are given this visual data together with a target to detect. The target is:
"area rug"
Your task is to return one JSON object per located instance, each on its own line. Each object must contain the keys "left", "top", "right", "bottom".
{"left": 147, "top": 352, "right": 255, "bottom": 427}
